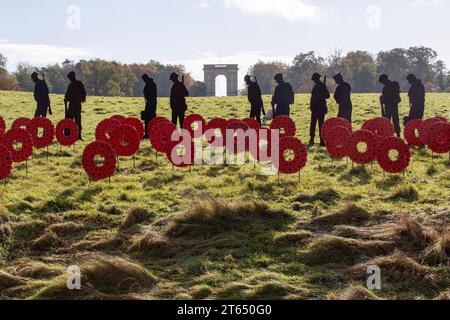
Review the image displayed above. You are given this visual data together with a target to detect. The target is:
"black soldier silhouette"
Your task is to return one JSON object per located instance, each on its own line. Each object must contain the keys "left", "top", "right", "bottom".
{"left": 31, "top": 72, "right": 51, "bottom": 118}
{"left": 271, "top": 73, "right": 294, "bottom": 118}
{"left": 170, "top": 73, "right": 189, "bottom": 129}
{"left": 404, "top": 74, "right": 426, "bottom": 125}
{"left": 333, "top": 73, "right": 353, "bottom": 123}
{"left": 245, "top": 75, "right": 264, "bottom": 126}
{"left": 379, "top": 74, "right": 401, "bottom": 137}
{"left": 309, "top": 73, "right": 330, "bottom": 146}
{"left": 64, "top": 71, "right": 86, "bottom": 141}
{"left": 141, "top": 74, "right": 158, "bottom": 138}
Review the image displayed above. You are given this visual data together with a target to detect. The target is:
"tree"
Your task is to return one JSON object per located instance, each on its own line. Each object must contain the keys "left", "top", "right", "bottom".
{"left": 433, "top": 60, "right": 447, "bottom": 92}
{"left": 190, "top": 81, "right": 207, "bottom": 97}
{"left": 14, "top": 62, "right": 35, "bottom": 92}
{"left": 248, "top": 61, "right": 289, "bottom": 94}
{"left": 0, "top": 54, "right": 18, "bottom": 90}
{"left": 340, "top": 51, "right": 377, "bottom": 93}
{"left": 288, "top": 51, "right": 326, "bottom": 93}
{"left": 406, "top": 46, "right": 437, "bottom": 85}
{"left": 326, "top": 49, "right": 344, "bottom": 79}
{"left": 0, "top": 54, "right": 7, "bottom": 71}
{"left": 376, "top": 48, "right": 410, "bottom": 90}
{"left": 377, "top": 47, "right": 440, "bottom": 92}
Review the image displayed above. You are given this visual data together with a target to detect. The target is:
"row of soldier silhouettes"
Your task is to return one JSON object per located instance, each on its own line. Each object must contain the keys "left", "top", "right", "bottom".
{"left": 31, "top": 70, "right": 426, "bottom": 144}
{"left": 245, "top": 72, "right": 425, "bottom": 146}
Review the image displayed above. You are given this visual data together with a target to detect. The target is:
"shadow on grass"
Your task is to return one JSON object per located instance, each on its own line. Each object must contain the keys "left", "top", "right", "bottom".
{"left": 339, "top": 166, "right": 372, "bottom": 185}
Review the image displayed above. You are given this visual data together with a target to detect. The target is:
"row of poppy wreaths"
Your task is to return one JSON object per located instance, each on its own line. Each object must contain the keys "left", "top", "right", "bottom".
{"left": 0, "top": 116, "right": 80, "bottom": 181}
{"left": 82, "top": 115, "right": 308, "bottom": 181}
{"left": 323, "top": 116, "right": 449, "bottom": 174}
{"left": 1, "top": 114, "right": 448, "bottom": 182}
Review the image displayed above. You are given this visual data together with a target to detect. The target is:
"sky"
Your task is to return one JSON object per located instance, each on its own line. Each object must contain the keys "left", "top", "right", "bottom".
{"left": 1, "top": 0, "right": 449, "bottom": 90}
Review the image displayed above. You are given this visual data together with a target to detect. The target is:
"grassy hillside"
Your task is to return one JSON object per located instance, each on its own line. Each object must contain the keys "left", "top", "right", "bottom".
{"left": 0, "top": 90, "right": 449, "bottom": 300}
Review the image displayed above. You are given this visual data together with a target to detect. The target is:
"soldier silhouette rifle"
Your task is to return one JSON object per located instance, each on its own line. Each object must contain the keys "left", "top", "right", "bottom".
{"left": 379, "top": 74, "right": 401, "bottom": 137}
{"left": 141, "top": 74, "right": 158, "bottom": 138}
{"left": 170, "top": 72, "right": 189, "bottom": 129}
{"left": 64, "top": 71, "right": 86, "bottom": 141}
{"left": 309, "top": 72, "right": 330, "bottom": 146}
{"left": 31, "top": 72, "right": 51, "bottom": 118}
{"left": 333, "top": 73, "right": 353, "bottom": 123}
{"left": 245, "top": 75, "right": 264, "bottom": 126}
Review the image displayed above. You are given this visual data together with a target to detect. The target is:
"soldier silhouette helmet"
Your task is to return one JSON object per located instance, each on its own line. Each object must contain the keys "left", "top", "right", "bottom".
{"left": 407, "top": 74, "right": 417, "bottom": 83}
{"left": 311, "top": 73, "right": 322, "bottom": 82}
{"left": 170, "top": 72, "right": 179, "bottom": 81}
{"left": 333, "top": 73, "right": 344, "bottom": 83}
{"left": 142, "top": 74, "right": 151, "bottom": 82}
{"left": 244, "top": 75, "right": 252, "bottom": 83}
{"left": 67, "top": 71, "right": 77, "bottom": 81}
{"left": 379, "top": 74, "right": 389, "bottom": 83}
{"left": 31, "top": 72, "right": 39, "bottom": 81}
{"left": 274, "top": 73, "right": 284, "bottom": 83}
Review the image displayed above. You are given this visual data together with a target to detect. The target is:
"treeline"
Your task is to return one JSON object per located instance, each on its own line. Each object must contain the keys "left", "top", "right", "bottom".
{"left": 248, "top": 46, "right": 450, "bottom": 94}
{"left": 1, "top": 46, "right": 450, "bottom": 96}
{"left": 1, "top": 56, "right": 207, "bottom": 97}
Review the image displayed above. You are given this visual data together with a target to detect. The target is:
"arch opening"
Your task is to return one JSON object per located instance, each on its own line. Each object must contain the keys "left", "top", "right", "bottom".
{"left": 215, "top": 75, "right": 227, "bottom": 97}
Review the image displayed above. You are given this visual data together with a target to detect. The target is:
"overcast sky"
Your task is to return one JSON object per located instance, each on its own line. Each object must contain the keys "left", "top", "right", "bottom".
{"left": 1, "top": 0, "right": 449, "bottom": 89}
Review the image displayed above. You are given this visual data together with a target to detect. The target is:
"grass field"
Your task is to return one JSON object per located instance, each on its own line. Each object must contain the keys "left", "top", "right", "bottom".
{"left": 0, "top": 90, "right": 449, "bottom": 300}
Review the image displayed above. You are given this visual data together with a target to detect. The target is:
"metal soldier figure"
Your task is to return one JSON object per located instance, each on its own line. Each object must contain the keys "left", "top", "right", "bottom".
{"left": 31, "top": 72, "right": 51, "bottom": 118}
{"left": 142, "top": 74, "right": 158, "bottom": 138}
{"left": 64, "top": 71, "right": 86, "bottom": 141}
{"left": 333, "top": 73, "right": 353, "bottom": 123}
{"left": 170, "top": 73, "right": 189, "bottom": 129}
{"left": 404, "top": 74, "right": 426, "bottom": 125}
{"left": 379, "top": 74, "right": 401, "bottom": 137}
{"left": 309, "top": 73, "right": 330, "bottom": 146}
{"left": 271, "top": 73, "right": 294, "bottom": 118}
{"left": 245, "top": 75, "right": 264, "bottom": 126}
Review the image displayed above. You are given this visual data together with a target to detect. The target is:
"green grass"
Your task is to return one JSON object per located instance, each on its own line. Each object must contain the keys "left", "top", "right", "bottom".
{"left": 0, "top": 90, "right": 449, "bottom": 300}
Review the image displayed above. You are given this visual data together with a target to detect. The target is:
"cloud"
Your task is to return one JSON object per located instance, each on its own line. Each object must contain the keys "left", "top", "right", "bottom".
{"left": 199, "top": 0, "right": 327, "bottom": 23}
{"left": 0, "top": 40, "right": 92, "bottom": 71}
{"left": 410, "top": 0, "right": 440, "bottom": 7}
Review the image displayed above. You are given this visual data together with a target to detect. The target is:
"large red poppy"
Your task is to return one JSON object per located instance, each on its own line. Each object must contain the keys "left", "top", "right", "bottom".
{"left": 419, "top": 117, "right": 447, "bottom": 146}
{"left": 362, "top": 117, "right": 395, "bottom": 139}
{"left": 322, "top": 118, "right": 352, "bottom": 144}
{"left": 1, "top": 129, "right": 33, "bottom": 163}
{"left": 275, "top": 136, "right": 308, "bottom": 174}
{"left": 184, "top": 114, "right": 206, "bottom": 139}
{"left": 242, "top": 118, "right": 261, "bottom": 131}
{"left": 95, "top": 118, "right": 121, "bottom": 142}
{"left": 150, "top": 121, "right": 177, "bottom": 153}
{"left": 167, "top": 135, "right": 195, "bottom": 168}
{"left": 226, "top": 120, "right": 250, "bottom": 155}
{"left": 205, "top": 118, "right": 228, "bottom": 148}
{"left": 11, "top": 118, "right": 31, "bottom": 131}
{"left": 123, "top": 117, "right": 145, "bottom": 139}
{"left": 377, "top": 137, "right": 411, "bottom": 173}
{"left": 82, "top": 141, "right": 117, "bottom": 181}
{"left": 347, "top": 130, "right": 377, "bottom": 164}
{"left": 55, "top": 119, "right": 79, "bottom": 146}
{"left": 404, "top": 119, "right": 425, "bottom": 147}
{"left": 325, "top": 126, "right": 352, "bottom": 159}
{"left": 249, "top": 128, "right": 273, "bottom": 162}
{"left": 0, "top": 144, "right": 12, "bottom": 181}
{"left": 109, "top": 125, "right": 141, "bottom": 157}
{"left": 427, "top": 121, "right": 450, "bottom": 154}
{"left": 147, "top": 117, "right": 171, "bottom": 138}
{"left": 27, "top": 117, "right": 54, "bottom": 148}
{"left": 270, "top": 116, "right": 296, "bottom": 138}
{"left": 110, "top": 115, "right": 127, "bottom": 123}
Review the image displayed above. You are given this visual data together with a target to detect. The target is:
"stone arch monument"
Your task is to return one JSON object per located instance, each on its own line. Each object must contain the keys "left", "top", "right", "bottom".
{"left": 203, "top": 64, "right": 239, "bottom": 96}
